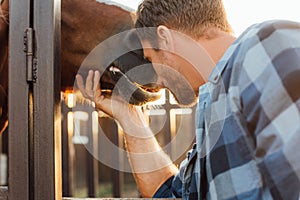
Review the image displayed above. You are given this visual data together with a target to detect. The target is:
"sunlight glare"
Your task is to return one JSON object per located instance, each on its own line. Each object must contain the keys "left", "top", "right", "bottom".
{"left": 113, "top": 0, "right": 300, "bottom": 36}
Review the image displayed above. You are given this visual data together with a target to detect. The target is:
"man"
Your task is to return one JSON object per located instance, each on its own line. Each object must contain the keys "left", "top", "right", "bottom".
{"left": 76, "top": 0, "right": 300, "bottom": 199}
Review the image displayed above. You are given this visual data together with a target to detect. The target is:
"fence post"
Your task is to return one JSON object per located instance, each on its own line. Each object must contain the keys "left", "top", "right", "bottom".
{"left": 8, "top": 0, "right": 31, "bottom": 198}
{"left": 32, "top": 0, "right": 62, "bottom": 199}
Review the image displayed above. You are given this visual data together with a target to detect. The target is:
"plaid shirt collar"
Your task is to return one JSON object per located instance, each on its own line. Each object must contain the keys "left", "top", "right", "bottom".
{"left": 208, "top": 24, "right": 255, "bottom": 84}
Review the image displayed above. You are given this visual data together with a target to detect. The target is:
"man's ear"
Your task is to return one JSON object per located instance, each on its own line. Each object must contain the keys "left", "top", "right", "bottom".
{"left": 157, "top": 25, "right": 174, "bottom": 51}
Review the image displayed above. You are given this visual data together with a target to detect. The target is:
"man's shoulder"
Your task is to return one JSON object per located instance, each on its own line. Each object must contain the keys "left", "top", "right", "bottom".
{"left": 254, "top": 20, "right": 300, "bottom": 40}
{"left": 230, "top": 20, "right": 300, "bottom": 62}
{"left": 238, "top": 20, "right": 300, "bottom": 44}
{"left": 208, "top": 20, "right": 300, "bottom": 87}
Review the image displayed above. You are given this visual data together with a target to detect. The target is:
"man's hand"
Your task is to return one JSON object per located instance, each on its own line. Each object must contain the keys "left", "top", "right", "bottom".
{"left": 76, "top": 70, "right": 136, "bottom": 119}
{"left": 76, "top": 70, "right": 178, "bottom": 197}
{"left": 75, "top": 70, "right": 146, "bottom": 130}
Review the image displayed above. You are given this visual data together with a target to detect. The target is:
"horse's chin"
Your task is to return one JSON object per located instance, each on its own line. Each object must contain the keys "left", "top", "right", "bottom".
{"left": 171, "top": 92, "right": 198, "bottom": 108}
{"left": 128, "top": 85, "right": 162, "bottom": 106}
{"left": 102, "top": 66, "right": 162, "bottom": 106}
{"left": 102, "top": 81, "right": 162, "bottom": 106}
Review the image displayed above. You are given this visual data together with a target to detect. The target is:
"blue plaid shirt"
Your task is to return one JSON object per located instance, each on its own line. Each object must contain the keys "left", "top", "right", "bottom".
{"left": 154, "top": 20, "right": 300, "bottom": 199}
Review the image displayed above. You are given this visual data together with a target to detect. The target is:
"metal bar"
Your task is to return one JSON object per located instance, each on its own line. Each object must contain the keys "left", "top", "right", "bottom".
{"left": 23, "top": 28, "right": 36, "bottom": 82}
{"left": 8, "top": 0, "right": 31, "bottom": 198}
{"left": 86, "top": 145, "right": 96, "bottom": 197}
{"left": 111, "top": 126, "right": 123, "bottom": 198}
{"left": 99, "top": 118, "right": 123, "bottom": 197}
{"left": 86, "top": 107, "right": 98, "bottom": 197}
{"left": 163, "top": 91, "right": 172, "bottom": 156}
{"left": 62, "top": 103, "right": 70, "bottom": 196}
{"left": 62, "top": 103, "right": 74, "bottom": 197}
{"left": 32, "top": 0, "right": 62, "bottom": 199}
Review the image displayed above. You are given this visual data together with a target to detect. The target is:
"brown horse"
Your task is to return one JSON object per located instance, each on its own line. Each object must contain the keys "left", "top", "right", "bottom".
{"left": 0, "top": 0, "right": 160, "bottom": 134}
{"left": 0, "top": 0, "right": 9, "bottom": 134}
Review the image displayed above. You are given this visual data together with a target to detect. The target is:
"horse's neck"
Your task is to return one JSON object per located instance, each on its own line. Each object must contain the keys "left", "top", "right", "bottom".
{"left": 61, "top": 0, "right": 134, "bottom": 61}
{"left": 60, "top": 0, "right": 135, "bottom": 90}
{"left": 61, "top": 0, "right": 134, "bottom": 42}
{"left": 0, "top": 0, "right": 8, "bottom": 84}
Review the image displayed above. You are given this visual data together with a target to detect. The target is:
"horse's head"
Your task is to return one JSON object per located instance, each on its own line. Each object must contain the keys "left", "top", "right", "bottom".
{"left": 62, "top": 0, "right": 161, "bottom": 106}
{"left": 0, "top": 0, "right": 9, "bottom": 134}
{"left": 76, "top": 30, "right": 161, "bottom": 106}
{"left": 92, "top": 30, "right": 161, "bottom": 106}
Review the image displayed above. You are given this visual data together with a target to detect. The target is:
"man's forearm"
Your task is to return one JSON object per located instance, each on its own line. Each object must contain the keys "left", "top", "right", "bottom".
{"left": 119, "top": 112, "right": 178, "bottom": 197}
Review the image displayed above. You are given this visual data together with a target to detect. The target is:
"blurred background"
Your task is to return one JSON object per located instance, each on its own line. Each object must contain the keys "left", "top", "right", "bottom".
{"left": 1, "top": 0, "right": 300, "bottom": 198}
{"left": 60, "top": 90, "right": 196, "bottom": 197}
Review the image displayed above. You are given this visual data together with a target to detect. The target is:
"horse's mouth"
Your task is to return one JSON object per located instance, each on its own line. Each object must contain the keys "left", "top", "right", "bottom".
{"left": 101, "top": 84, "right": 161, "bottom": 97}
{"left": 135, "top": 81, "right": 162, "bottom": 93}
{"left": 101, "top": 66, "right": 162, "bottom": 106}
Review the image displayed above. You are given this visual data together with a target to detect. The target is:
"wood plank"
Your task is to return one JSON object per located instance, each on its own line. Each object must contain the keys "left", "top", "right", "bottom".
{"left": 32, "top": 0, "right": 62, "bottom": 199}
{"left": 8, "top": 0, "right": 31, "bottom": 199}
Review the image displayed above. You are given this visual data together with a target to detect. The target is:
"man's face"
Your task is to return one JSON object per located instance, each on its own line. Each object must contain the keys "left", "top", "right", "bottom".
{"left": 141, "top": 40, "right": 198, "bottom": 107}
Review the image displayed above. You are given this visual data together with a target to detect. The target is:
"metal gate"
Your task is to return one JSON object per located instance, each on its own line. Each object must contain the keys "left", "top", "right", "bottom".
{"left": 8, "top": 0, "right": 61, "bottom": 199}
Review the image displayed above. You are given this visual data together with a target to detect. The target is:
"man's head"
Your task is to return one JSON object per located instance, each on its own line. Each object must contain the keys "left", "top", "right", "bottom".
{"left": 134, "top": 0, "right": 230, "bottom": 106}
{"left": 135, "top": 0, "right": 232, "bottom": 44}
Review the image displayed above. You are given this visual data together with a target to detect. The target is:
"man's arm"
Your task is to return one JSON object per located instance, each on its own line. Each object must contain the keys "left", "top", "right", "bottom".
{"left": 120, "top": 115, "right": 178, "bottom": 197}
{"left": 76, "top": 71, "right": 178, "bottom": 197}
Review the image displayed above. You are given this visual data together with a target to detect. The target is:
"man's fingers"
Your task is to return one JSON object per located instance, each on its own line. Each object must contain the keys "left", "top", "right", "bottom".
{"left": 93, "top": 70, "right": 101, "bottom": 92}
{"left": 76, "top": 70, "right": 129, "bottom": 118}
{"left": 76, "top": 74, "right": 87, "bottom": 97}
{"left": 93, "top": 70, "right": 103, "bottom": 101}
{"left": 85, "top": 70, "right": 94, "bottom": 96}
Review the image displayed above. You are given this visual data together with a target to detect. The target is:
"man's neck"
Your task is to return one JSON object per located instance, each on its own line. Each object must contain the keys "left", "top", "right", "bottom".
{"left": 198, "top": 30, "right": 236, "bottom": 64}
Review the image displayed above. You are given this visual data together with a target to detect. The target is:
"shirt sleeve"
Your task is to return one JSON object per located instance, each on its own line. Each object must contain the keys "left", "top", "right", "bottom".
{"left": 153, "top": 146, "right": 196, "bottom": 198}
{"left": 239, "top": 23, "right": 300, "bottom": 199}
{"left": 152, "top": 176, "right": 177, "bottom": 198}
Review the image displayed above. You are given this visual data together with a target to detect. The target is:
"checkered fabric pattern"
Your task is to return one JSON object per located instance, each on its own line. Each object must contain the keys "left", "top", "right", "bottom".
{"left": 153, "top": 20, "right": 300, "bottom": 200}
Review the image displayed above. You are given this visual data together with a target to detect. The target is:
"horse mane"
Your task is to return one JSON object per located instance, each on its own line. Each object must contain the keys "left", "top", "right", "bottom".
{"left": 94, "top": 0, "right": 137, "bottom": 23}
{"left": 95, "top": 0, "right": 135, "bottom": 12}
